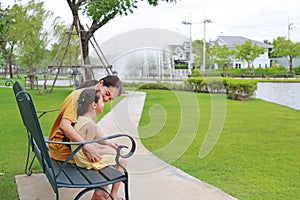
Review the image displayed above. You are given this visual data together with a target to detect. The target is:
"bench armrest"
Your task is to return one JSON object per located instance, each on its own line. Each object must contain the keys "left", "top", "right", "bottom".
{"left": 37, "top": 108, "right": 60, "bottom": 119}
{"left": 45, "top": 134, "right": 136, "bottom": 176}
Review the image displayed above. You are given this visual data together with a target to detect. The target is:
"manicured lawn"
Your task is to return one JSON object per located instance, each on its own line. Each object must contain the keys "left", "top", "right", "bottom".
{"left": 139, "top": 90, "right": 300, "bottom": 200}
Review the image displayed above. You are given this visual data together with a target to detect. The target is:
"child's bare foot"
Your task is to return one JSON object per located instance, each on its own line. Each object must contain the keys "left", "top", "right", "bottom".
{"left": 106, "top": 196, "right": 124, "bottom": 200}
{"left": 92, "top": 190, "right": 108, "bottom": 200}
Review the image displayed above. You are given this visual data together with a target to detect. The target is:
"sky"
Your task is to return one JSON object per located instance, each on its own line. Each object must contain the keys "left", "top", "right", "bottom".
{"left": 2, "top": 0, "right": 300, "bottom": 44}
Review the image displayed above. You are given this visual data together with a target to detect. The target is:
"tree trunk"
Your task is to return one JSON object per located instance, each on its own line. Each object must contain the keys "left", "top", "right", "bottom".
{"left": 7, "top": 53, "right": 13, "bottom": 79}
{"left": 80, "top": 32, "right": 94, "bottom": 80}
{"left": 28, "top": 64, "right": 34, "bottom": 90}
{"left": 68, "top": 1, "right": 94, "bottom": 81}
{"left": 288, "top": 55, "right": 293, "bottom": 72}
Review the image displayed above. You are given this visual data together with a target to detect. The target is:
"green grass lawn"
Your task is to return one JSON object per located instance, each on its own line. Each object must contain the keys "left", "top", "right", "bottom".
{"left": 139, "top": 90, "right": 300, "bottom": 200}
{"left": 0, "top": 85, "right": 299, "bottom": 199}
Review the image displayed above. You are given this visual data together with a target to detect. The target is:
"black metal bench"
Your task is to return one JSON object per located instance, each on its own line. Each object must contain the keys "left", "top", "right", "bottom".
{"left": 13, "top": 80, "right": 136, "bottom": 200}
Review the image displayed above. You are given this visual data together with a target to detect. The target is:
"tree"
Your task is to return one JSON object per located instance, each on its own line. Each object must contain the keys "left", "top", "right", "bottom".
{"left": 15, "top": 1, "right": 51, "bottom": 72}
{"left": 0, "top": 3, "right": 13, "bottom": 78}
{"left": 235, "top": 40, "right": 265, "bottom": 70}
{"left": 272, "top": 36, "right": 300, "bottom": 72}
{"left": 3, "top": 0, "right": 59, "bottom": 88}
{"left": 66, "top": 0, "right": 177, "bottom": 80}
{"left": 192, "top": 39, "right": 204, "bottom": 68}
{"left": 210, "top": 43, "right": 234, "bottom": 74}
{"left": 192, "top": 39, "right": 212, "bottom": 69}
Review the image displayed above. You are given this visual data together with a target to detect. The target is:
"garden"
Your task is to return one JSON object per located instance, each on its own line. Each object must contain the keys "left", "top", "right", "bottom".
{"left": 0, "top": 78, "right": 299, "bottom": 199}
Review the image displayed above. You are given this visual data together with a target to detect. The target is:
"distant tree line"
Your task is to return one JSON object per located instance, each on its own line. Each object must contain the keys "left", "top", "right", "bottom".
{"left": 192, "top": 37, "right": 300, "bottom": 73}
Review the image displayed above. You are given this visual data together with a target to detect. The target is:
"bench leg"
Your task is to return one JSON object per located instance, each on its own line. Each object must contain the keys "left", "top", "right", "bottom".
{"left": 25, "top": 134, "right": 36, "bottom": 176}
{"left": 124, "top": 179, "right": 129, "bottom": 200}
{"left": 25, "top": 155, "right": 36, "bottom": 176}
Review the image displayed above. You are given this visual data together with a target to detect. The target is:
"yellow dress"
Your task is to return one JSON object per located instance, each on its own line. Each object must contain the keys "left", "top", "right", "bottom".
{"left": 72, "top": 116, "right": 116, "bottom": 170}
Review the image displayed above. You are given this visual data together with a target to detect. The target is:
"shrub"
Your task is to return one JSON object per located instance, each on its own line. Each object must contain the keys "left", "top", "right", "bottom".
{"left": 294, "top": 66, "right": 300, "bottom": 74}
{"left": 202, "top": 77, "right": 226, "bottom": 93}
{"left": 204, "top": 69, "right": 222, "bottom": 77}
{"left": 202, "top": 67, "right": 293, "bottom": 78}
{"left": 187, "top": 77, "right": 257, "bottom": 100}
{"left": 190, "top": 69, "right": 202, "bottom": 77}
{"left": 225, "top": 79, "right": 257, "bottom": 100}
{"left": 186, "top": 77, "right": 205, "bottom": 92}
{"left": 138, "top": 83, "right": 170, "bottom": 90}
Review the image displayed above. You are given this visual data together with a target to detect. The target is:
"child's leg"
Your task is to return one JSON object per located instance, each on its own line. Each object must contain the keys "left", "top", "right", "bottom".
{"left": 109, "top": 158, "right": 127, "bottom": 200}
{"left": 91, "top": 186, "right": 109, "bottom": 200}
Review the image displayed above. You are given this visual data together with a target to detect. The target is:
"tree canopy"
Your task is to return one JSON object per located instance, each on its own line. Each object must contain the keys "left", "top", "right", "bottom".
{"left": 192, "top": 39, "right": 212, "bottom": 69}
{"left": 210, "top": 43, "right": 234, "bottom": 70}
{"left": 272, "top": 36, "right": 300, "bottom": 72}
{"left": 234, "top": 40, "right": 265, "bottom": 69}
{"left": 0, "top": 0, "right": 60, "bottom": 82}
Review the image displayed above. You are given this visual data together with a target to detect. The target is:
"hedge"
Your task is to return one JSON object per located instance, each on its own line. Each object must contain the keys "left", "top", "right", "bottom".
{"left": 187, "top": 77, "right": 257, "bottom": 100}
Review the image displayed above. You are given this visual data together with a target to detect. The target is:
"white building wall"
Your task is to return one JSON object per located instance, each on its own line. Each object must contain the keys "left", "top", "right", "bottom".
{"left": 231, "top": 49, "right": 271, "bottom": 69}
{"left": 253, "top": 59, "right": 270, "bottom": 68}
{"left": 259, "top": 51, "right": 269, "bottom": 59}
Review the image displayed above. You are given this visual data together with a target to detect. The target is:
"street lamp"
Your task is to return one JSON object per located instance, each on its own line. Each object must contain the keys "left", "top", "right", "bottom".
{"left": 182, "top": 21, "right": 192, "bottom": 73}
{"left": 71, "top": 69, "right": 83, "bottom": 88}
{"left": 288, "top": 22, "right": 293, "bottom": 40}
{"left": 201, "top": 19, "right": 212, "bottom": 72}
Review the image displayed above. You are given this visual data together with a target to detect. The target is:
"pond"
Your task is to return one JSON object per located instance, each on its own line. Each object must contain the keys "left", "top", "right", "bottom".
{"left": 255, "top": 82, "right": 300, "bottom": 110}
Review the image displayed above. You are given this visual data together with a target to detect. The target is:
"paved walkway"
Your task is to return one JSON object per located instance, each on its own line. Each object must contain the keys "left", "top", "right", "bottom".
{"left": 15, "top": 91, "right": 237, "bottom": 200}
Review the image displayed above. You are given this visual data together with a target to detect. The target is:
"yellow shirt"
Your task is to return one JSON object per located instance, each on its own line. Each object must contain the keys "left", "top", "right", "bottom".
{"left": 49, "top": 89, "right": 82, "bottom": 162}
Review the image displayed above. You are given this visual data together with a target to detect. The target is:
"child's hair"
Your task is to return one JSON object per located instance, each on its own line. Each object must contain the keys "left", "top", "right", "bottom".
{"left": 77, "top": 88, "right": 101, "bottom": 117}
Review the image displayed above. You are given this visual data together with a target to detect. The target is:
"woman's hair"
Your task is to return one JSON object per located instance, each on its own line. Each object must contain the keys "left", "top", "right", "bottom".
{"left": 77, "top": 88, "right": 101, "bottom": 117}
{"left": 76, "top": 75, "right": 123, "bottom": 95}
{"left": 101, "top": 75, "right": 123, "bottom": 95}
{"left": 77, "top": 80, "right": 99, "bottom": 89}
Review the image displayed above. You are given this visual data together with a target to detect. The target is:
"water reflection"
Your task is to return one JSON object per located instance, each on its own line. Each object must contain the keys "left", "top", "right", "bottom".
{"left": 255, "top": 82, "right": 300, "bottom": 110}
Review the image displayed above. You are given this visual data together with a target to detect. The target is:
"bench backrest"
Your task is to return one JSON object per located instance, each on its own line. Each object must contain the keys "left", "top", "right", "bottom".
{"left": 13, "top": 81, "right": 58, "bottom": 192}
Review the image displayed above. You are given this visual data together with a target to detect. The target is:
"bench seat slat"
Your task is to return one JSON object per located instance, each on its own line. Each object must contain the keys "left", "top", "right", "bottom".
{"left": 77, "top": 167, "right": 108, "bottom": 184}
{"left": 100, "top": 166, "right": 126, "bottom": 181}
{"left": 51, "top": 160, "right": 72, "bottom": 185}
{"left": 55, "top": 161, "right": 90, "bottom": 185}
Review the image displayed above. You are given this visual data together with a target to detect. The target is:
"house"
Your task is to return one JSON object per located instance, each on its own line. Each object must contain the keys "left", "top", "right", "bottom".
{"left": 214, "top": 36, "right": 273, "bottom": 69}
{"left": 165, "top": 41, "right": 191, "bottom": 63}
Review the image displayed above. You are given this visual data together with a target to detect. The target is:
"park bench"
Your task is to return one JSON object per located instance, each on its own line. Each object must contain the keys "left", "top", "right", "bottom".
{"left": 13, "top": 80, "right": 136, "bottom": 200}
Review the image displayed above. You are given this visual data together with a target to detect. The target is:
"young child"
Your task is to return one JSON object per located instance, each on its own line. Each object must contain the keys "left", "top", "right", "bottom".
{"left": 72, "top": 88, "right": 126, "bottom": 200}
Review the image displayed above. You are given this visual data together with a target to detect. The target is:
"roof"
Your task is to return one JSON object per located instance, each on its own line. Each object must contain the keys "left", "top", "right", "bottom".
{"left": 216, "top": 36, "right": 273, "bottom": 49}
{"left": 165, "top": 44, "right": 184, "bottom": 51}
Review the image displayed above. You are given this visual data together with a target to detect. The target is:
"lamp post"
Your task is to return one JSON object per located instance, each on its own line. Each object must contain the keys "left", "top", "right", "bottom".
{"left": 201, "top": 18, "right": 212, "bottom": 72}
{"left": 182, "top": 21, "right": 192, "bottom": 73}
{"left": 288, "top": 22, "right": 293, "bottom": 40}
{"left": 71, "top": 69, "right": 83, "bottom": 88}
